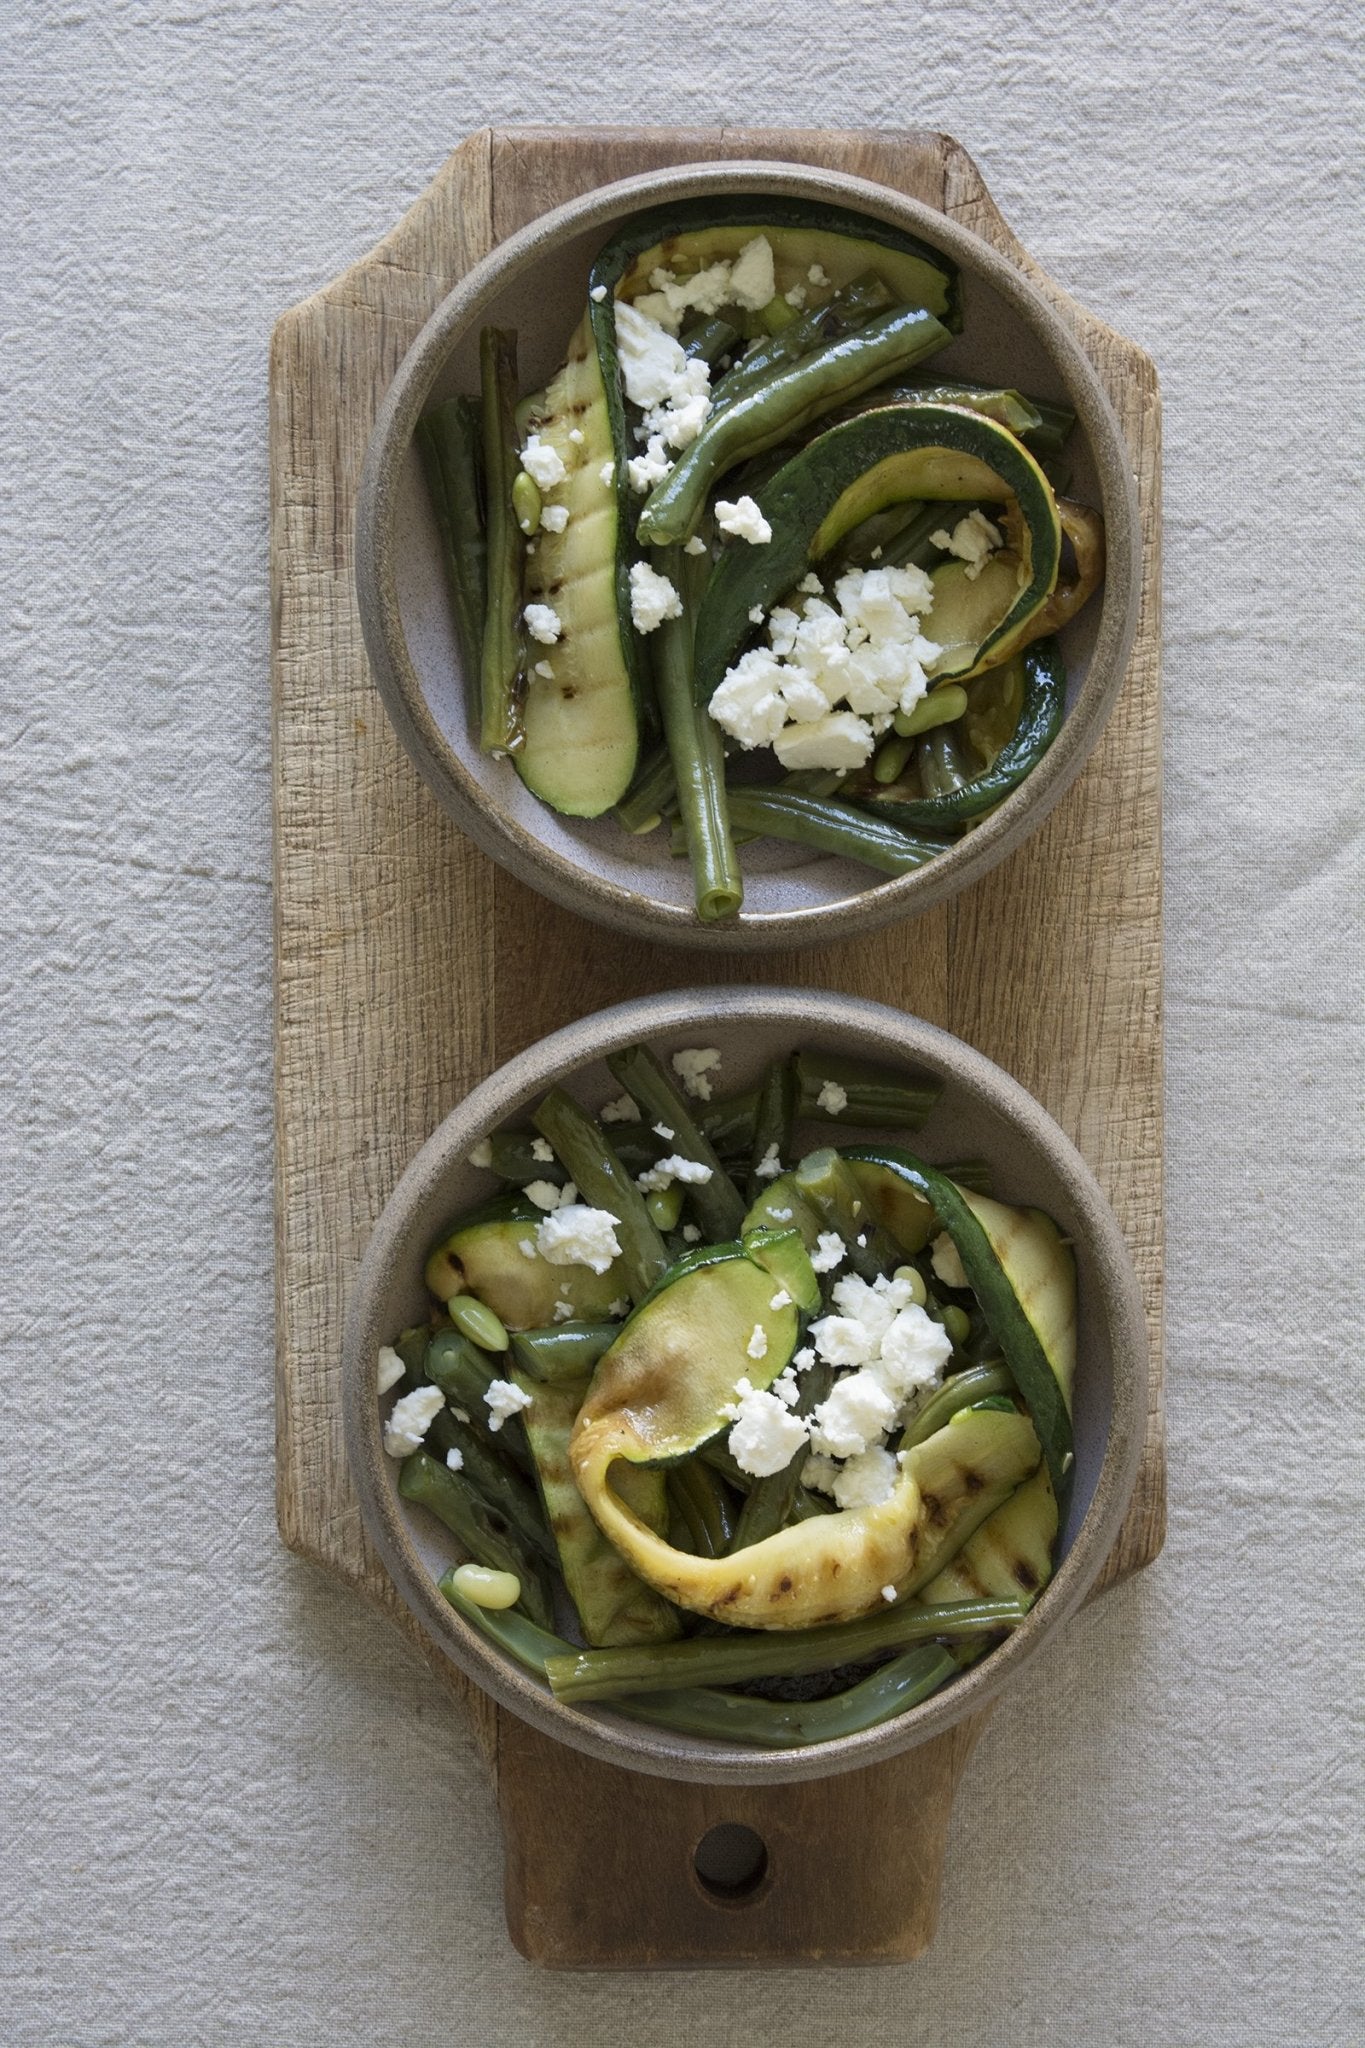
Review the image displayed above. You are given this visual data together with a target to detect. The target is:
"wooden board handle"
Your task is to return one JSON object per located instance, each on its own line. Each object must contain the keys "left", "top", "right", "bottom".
{"left": 496, "top": 1709, "right": 985, "bottom": 1968}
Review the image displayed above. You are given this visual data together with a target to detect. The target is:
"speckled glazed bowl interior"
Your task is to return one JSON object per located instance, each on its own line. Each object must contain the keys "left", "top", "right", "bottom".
{"left": 357, "top": 161, "right": 1141, "bottom": 952}
{"left": 343, "top": 989, "right": 1149, "bottom": 1786}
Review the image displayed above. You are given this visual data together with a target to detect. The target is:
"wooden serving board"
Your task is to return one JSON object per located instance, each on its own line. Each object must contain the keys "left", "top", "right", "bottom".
{"left": 271, "top": 126, "right": 1164, "bottom": 1969}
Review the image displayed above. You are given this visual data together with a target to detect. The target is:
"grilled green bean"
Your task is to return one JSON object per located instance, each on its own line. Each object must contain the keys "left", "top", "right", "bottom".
{"left": 731, "top": 1356, "right": 832, "bottom": 1551}
{"left": 400, "top": 1452, "right": 552, "bottom": 1627}
{"left": 416, "top": 396, "right": 486, "bottom": 681}
{"left": 709, "top": 276, "right": 893, "bottom": 419}
{"left": 793, "top": 1147, "right": 901, "bottom": 1281}
{"left": 866, "top": 641, "right": 1065, "bottom": 829}
{"left": 680, "top": 314, "right": 741, "bottom": 366}
{"left": 794, "top": 1051, "right": 939, "bottom": 1131}
{"left": 667, "top": 1457, "right": 737, "bottom": 1558}
{"left": 477, "top": 327, "right": 525, "bottom": 755}
{"left": 439, "top": 1416, "right": 557, "bottom": 1564}
{"left": 696, "top": 1087, "right": 759, "bottom": 1159}
{"left": 614, "top": 742, "right": 677, "bottom": 835}
{"left": 650, "top": 540, "right": 742, "bottom": 921}
{"left": 544, "top": 1595, "right": 1025, "bottom": 1702}
{"left": 531, "top": 1086, "right": 668, "bottom": 1302}
{"left": 605, "top": 1044, "right": 746, "bottom": 1240}
{"left": 509, "top": 1320, "right": 619, "bottom": 1383}
{"left": 747, "top": 1056, "right": 798, "bottom": 1202}
{"left": 638, "top": 304, "right": 953, "bottom": 546}
{"left": 722, "top": 788, "right": 951, "bottom": 876}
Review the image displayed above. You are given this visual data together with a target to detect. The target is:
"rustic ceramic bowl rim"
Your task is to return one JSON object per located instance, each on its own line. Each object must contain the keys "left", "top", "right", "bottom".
{"left": 356, "top": 159, "right": 1141, "bottom": 953}
{"left": 342, "top": 987, "right": 1150, "bottom": 1786}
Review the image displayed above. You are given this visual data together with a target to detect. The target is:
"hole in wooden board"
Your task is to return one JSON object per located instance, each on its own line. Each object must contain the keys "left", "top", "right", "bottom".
{"left": 693, "top": 1823, "right": 769, "bottom": 1905}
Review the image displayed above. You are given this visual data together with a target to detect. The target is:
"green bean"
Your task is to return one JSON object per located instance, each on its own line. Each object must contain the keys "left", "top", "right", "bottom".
{"left": 881, "top": 498, "right": 974, "bottom": 570}
{"left": 421, "top": 1328, "right": 532, "bottom": 1474}
{"left": 879, "top": 376, "right": 1044, "bottom": 437}
{"left": 794, "top": 1050, "right": 940, "bottom": 1131}
{"left": 730, "top": 1356, "right": 832, "bottom": 1551}
{"left": 477, "top": 327, "right": 525, "bottom": 756}
{"left": 438, "top": 1415, "right": 557, "bottom": 1564}
{"left": 650, "top": 540, "right": 742, "bottom": 921}
{"left": 531, "top": 1086, "right": 668, "bottom": 1303}
{"left": 614, "top": 742, "right": 677, "bottom": 835}
{"left": 680, "top": 314, "right": 741, "bottom": 366}
{"left": 509, "top": 1321, "right": 619, "bottom": 1383}
{"left": 416, "top": 396, "right": 485, "bottom": 681}
{"left": 893, "top": 685, "right": 969, "bottom": 739}
{"left": 400, "top": 1452, "right": 553, "bottom": 1627}
{"left": 902, "top": 1363, "right": 1015, "bottom": 1449}
{"left": 698, "top": 1438, "right": 752, "bottom": 1492}
{"left": 446, "top": 1294, "right": 510, "bottom": 1353}
{"left": 793, "top": 1147, "right": 901, "bottom": 1281}
{"left": 438, "top": 1575, "right": 957, "bottom": 1748}
{"left": 865, "top": 641, "right": 1065, "bottom": 830}
{"left": 638, "top": 304, "right": 952, "bottom": 547}
{"left": 709, "top": 276, "right": 893, "bottom": 419}
{"left": 747, "top": 1056, "right": 798, "bottom": 1202}
{"left": 696, "top": 1087, "right": 760, "bottom": 1160}
{"left": 605, "top": 1044, "right": 746, "bottom": 1240}
{"left": 873, "top": 734, "right": 914, "bottom": 785}
{"left": 667, "top": 1458, "right": 736, "bottom": 1558}
{"left": 485, "top": 1126, "right": 661, "bottom": 1185}
{"left": 544, "top": 1595, "right": 1026, "bottom": 1702}
{"left": 918, "top": 728, "right": 973, "bottom": 798}
{"left": 723, "top": 788, "right": 951, "bottom": 876}
{"left": 779, "top": 767, "right": 846, "bottom": 797}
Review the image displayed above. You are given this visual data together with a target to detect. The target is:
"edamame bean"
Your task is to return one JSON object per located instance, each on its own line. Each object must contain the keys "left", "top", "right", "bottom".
{"left": 511, "top": 469, "right": 542, "bottom": 536}
{"left": 892, "top": 1263, "right": 928, "bottom": 1307}
{"left": 646, "top": 1183, "right": 685, "bottom": 1232}
{"left": 447, "top": 1294, "right": 510, "bottom": 1353}
{"left": 451, "top": 1562, "right": 522, "bottom": 1610}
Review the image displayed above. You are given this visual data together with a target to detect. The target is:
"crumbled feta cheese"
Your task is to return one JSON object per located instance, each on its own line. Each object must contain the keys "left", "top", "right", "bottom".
{"left": 616, "top": 300, "right": 690, "bottom": 410}
{"left": 519, "top": 435, "right": 567, "bottom": 490}
{"left": 830, "top": 1446, "right": 898, "bottom": 1510}
{"left": 383, "top": 1384, "right": 445, "bottom": 1459}
{"left": 729, "top": 235, "right": 776, "bottom": 309}
{"left": 535, "top": 1204, "right": 622, "bottom": 1274}
{"left": 452, "top": 1406, "right": 470, "bottom": 1423}
{"left": 769, "top": 1206, "right": 793, "bottom": 1223}
{"left": 769, "top": 1290, "right": 791, "bottom": 1311}
{"left": 816, "top": 1079, "right": 848, "bottom": 1116}
{"left": 784, "top": 282, "right": 807, "bottom": 308}
{"left": 930, "top": 509, "right": 1003, "bottom": 580}
{"left": 809, "top": 1370, "right": 897, "bottom": 1458}
{"left": 773, "top": 711, "right": 876, "bottom": 772}
{"left": 567, "top": 427, "right": 585, "bottom": 444}
{"left": 715, "top": 496, "right": 773, "bottom": 545}
{"left": 533, "top": 660, "right": 555, "bottom": 680}
{"left": 590, "top": 283, "right": 608, "bottom": 303}
{"left": 446, "top": 1446, "right": 465, "bottom": 1472}
{"left": 728, "top": 1382, "right": 809, "bottom": 1477}
{"left": 530, "top": 1136, "right": 554, "bottom": 1163}
{"left": 671, "top": 1047, "right": 721, "bottom": 1100}
{"left": 600, "top": 1092, "right": 640, "bottom": 1123}
{"left": 551, "top": 1300, "right": 575, "bottom": 1323}
{"left": 683, "top": 534, "right": 709, "bottom": 556}
{"left": 627, "top": 434, "right": 673, "bottom": 494}
{"left": 930, "top": 1232, "right": 969, "bottom": 1290}
{"left": 811, "top": 1232, "right": 846, "bottom": 1274}
{"left": 875, "top": 1304, "right": 953, "bottom": 1403}
{"left": 518, "top": 1238, "right": 537, "bottom": 1259}
{"left": 636, "top": 1153, "right": 714, "bottom": 1192}
{"left": 771, "top": 1368, "right": 800, "bottom": 1406}
{"left": 629, "top": 560, "right": 683, "bottom": 634}
{"left": 1062, "top": 1450, "right": 1075, "bottom": 1473}
{"left": 707, "top": 649, "right": 789, "bottom": 750}
{"left": 802, "top": 1452, "right": 839, "bottom": 1494}
{"left": 798, "top": 571, "right": 824, "bottom": 595}
{"left": 524, "top": 1178, "right": 564, "bottom": 1211}
{"left": 376, "top": 1346, "right": 405, "bottom": 1395}
{"left": 748, "top": 604, "right": 766, "bottom": 625}
{"left": 755, "top": 1142, "right": 783, "bottom": 1181}
{"left": 808, "top": 262, "right": 829, "bottom": 286}
{"left": 484, "top": 1378, "right": 533, "bottom": 1432}
{"left": 524, "top": 603, "right": 563, "bottom": 646}
{"left": 882, "top": 1582, "right": 897, "bottom": 1603}
{"left": 653, "top": 1123, "right": 674, "bottom": 1141}
{"left": 608, "top": 1297, "right": 630, "bottom": 1318}
{"left": 681, "top": 1223, "right": 701, "bottom": 1243}
{"left": 746, "top": 1322, "right": 769, "bottom": 1361}
{"left": 468, "top": 1138, "right": 493, "bottom": 1169}
{"left": 792, "top": 1345, "right": 817, "bottom": 1372}
{"left": 599, "top": 459, "right": 616, "bottom": 486}
{"left": 540, "top": 503, "right": 570, "bottom": 534}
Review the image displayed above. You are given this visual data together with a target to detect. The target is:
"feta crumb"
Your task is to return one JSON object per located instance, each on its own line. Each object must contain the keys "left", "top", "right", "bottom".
{"left": 445, "top": 1446, "right": 465, "bottom": 1473}
{"left": 681, "top": 1223, "right": 701, "bottom": 1243}
{"left": 748, "top": 604, "right": 766, "bottom": 625}
{"left": 608, "top": 1296, "right": 630, "bottom": 1318}
{"left": 770, "top": 1207, "right": 793, "bottom": 1223}
{"left": 627, "top": 434, "right": 673, "bottom": 494}
{"left": 599, "top": 460, "right": 616, "bottom": 486}
{"left": 798, "top": 571, "right": 824, "bottom": 594}
{"left": 769, "top": 1290, "right": 791, "bottom": 1311}
{"left": 524, "top": 1178, "right": 564, "bottom": 1211}
{"left": 930, "top": 508, "right": 1003, "bottom": 580}
{"left": 728, "top": 1383, "right": 808, "bottom": 1477}
{"left": 551, "top": 1300, "right": 575, "bottom": 1323}
{"left": 567, "top": 427, "right": 585, "bottom": 444}
{"left": 383, "top": 1384, "right": 445, "bottom": 1458}
{"left": 600, "top": 1092, "right": 640, "bottom": 1123}
{"left": 774, "top": 711, "right": 876, "bottom": 772}
{"left": 453, "top": 1407, "right": 470, "bottom": 1423}
{"left": 671, "top": 1047, "right": 721, "bottom": 1100}
{"left": 484, "top": 1378, "right": 533, "bottom": 1432}
{"left": 784, "top": 283, "right": 807, "bottom": 308}
{"left": 729, "top": 235, "right": 776, "bottom": 310}
{"left": 793, "top": 1346, "right": 817, "bottom": 1372}
{"left": 810, "top": 1371, "right": 897, "bottom": 1458}
{"left": 1063, "top": 1450, "right": 1075, "bottom": 1473}
{"left": 816, "top": 1079, "right": 849, "bottom": 1116}
{"left": 636, "top": 1152, "right": 714, "bottom": 1193}
{"left": 532, "top": 659, "right": 555, "bottom": 680}
{"left": 808, "top": 262, "right": 829, "bottom": 286}
{"left": 715, "top": 496, "right": 774, "bottom": 545}
{"left": 811, "top": 1232, "right": 846, "bottom": 1274}
{"left": 653, "top": 1123, "right": 675, "bottom": 1141}
{"left": 590, "top": 283, "right": 608, "bottom": 302}
{"left": 524, "top": 602, "right": 563, "bottom": 645}
{"left": 535, "top": 1204, "right": 622, "bottom": 1274}
{"left": 930, "top": 1232, "right": 969, "bottom": 1290}
{"left": 468, "top": 1138, "right": 493, "bottom": 1169}
{"left": 882, "top": 1583, "right": 896, "bottom": 1603}
{"left": 540, "top": 503, "right": 570, "bottom": 534}
{"left": 629, "top": 560, "right": 683, "bottom": 634}
{"left": 830, "top": 1446, "right": 899, "bottom": 1510}
{"left": 683, "top": 534, "right": 709, "bottom": 555}
{"left": 530, "top": 1136, "right": 554, "bottom": 1163}
{"left": 376, "top": 1346, "right": 405, "bottom": 1395}
{"left": 747, "top": 1323, "right": 769, "bottom": 1361}
{"left": 755, "top": 1141, "right": 783, "bottom": 1181}
{"left": 802, "top": 1452, "right": 839, "bottom": 1494}
{"left": 518, "top": 1238, "right": 537, "bottom": 1260}
{"left": 519, "top": 435, "right": 567, "bottom": 490}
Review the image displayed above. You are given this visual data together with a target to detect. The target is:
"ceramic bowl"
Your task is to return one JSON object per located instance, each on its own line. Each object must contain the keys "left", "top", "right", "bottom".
{"left": 343, "top": 987, "right": 1149, "bottom": 1786}
{"left": 356, "top": 160, "right": 1140, "bottom": 952}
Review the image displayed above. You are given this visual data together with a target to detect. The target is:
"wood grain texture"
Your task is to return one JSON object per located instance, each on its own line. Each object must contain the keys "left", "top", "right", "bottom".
{"left": 270, "top": 125, "right": 1164, "bottom": 1965}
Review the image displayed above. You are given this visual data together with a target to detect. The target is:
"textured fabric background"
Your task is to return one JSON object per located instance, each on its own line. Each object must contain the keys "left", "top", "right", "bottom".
{"left": 2, "top": 3, "right": 1361, "bottom": 2042}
